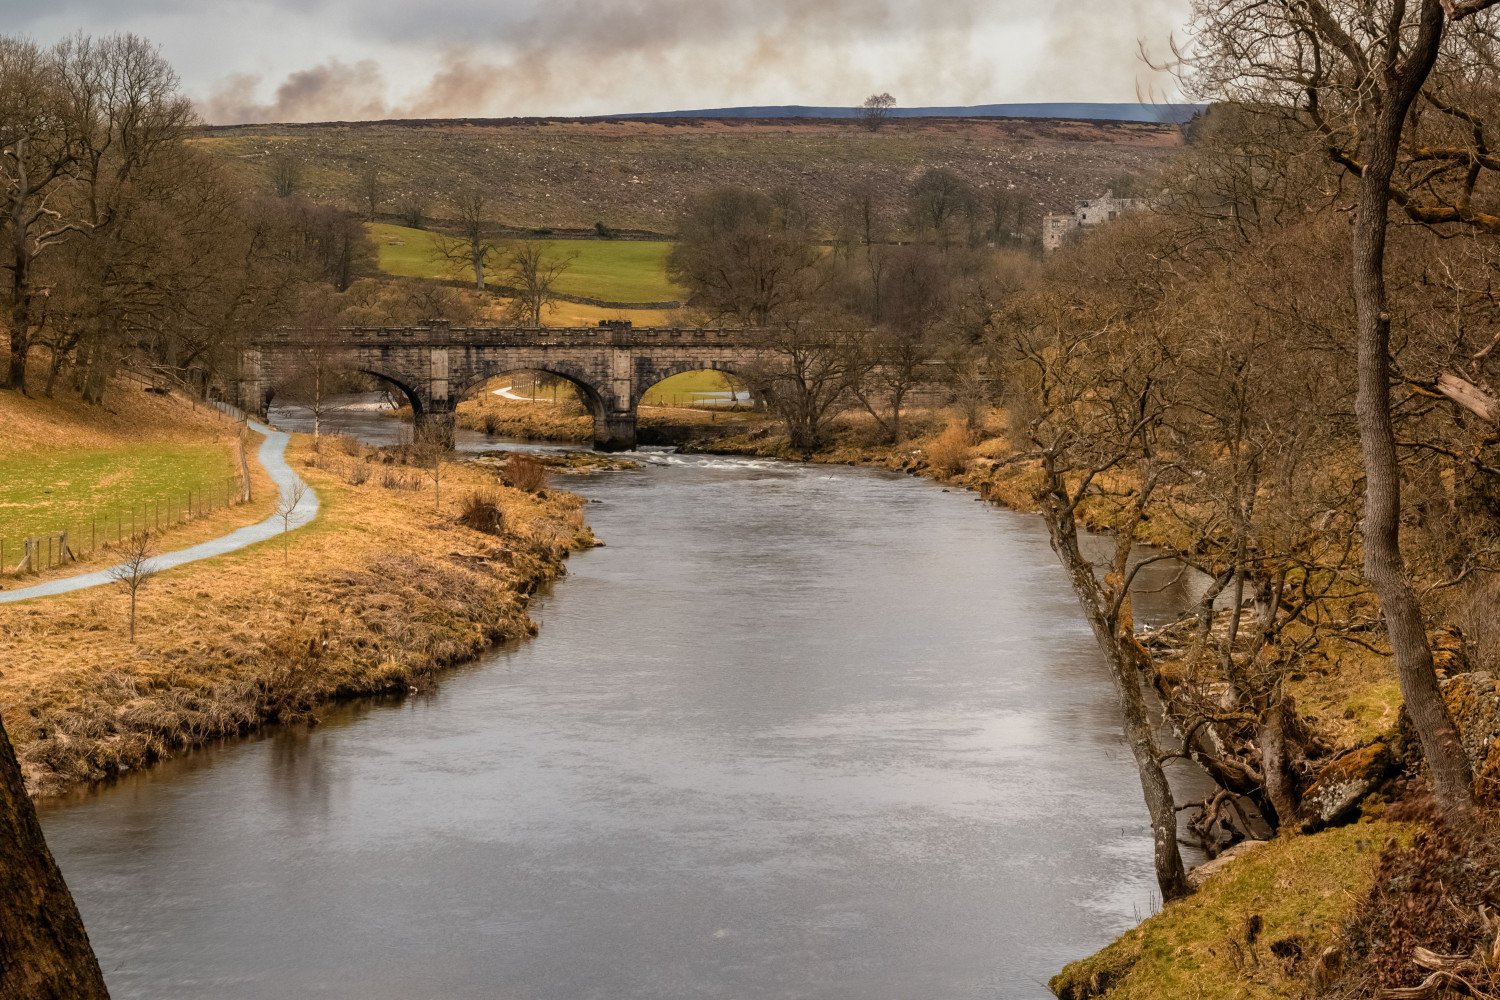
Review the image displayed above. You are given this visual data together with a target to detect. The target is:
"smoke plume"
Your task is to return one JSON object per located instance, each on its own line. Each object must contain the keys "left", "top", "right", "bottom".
{"left": 197, "top": 0, "right": 1191, "bottom": 124}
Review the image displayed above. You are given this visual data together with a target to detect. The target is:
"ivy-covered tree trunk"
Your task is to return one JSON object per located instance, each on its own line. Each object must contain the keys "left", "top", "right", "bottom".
{"left": 0, "top": 715, "right": 109, "bottom": 999}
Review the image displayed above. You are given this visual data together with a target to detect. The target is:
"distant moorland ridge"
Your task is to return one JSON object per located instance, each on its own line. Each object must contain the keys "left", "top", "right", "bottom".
{"left": 194, "top": 115, "right": 1185, "bottom": 235}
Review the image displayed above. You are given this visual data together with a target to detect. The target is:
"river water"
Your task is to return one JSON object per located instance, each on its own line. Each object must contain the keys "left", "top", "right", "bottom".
{"left": 39, "top": 407, "right": 1206, "bottom": 1000}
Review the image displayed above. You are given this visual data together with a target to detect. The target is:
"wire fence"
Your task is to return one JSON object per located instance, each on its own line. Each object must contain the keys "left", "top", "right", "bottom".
{"left": 1, "top": 474, "right": 248, "bottom": 577}
{"left": 1, "top": 393, "right": 254, "bottom": 579}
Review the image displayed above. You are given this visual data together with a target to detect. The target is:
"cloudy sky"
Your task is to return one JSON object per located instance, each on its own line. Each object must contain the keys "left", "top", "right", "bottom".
{"left": 2, "top": 0, "right": 1194, "bottom": 124}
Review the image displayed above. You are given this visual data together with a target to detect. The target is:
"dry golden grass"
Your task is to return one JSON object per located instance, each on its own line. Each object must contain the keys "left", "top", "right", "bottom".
{"left": 456, "top": 391, "right": 593, "bottom": 442}
{"left": 0, "top": 435, "right": 594, "bottom": 797}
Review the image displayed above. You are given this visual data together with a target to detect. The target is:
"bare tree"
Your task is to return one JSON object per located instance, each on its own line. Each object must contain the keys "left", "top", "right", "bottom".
{"left": 835, "top": 179, "right": 886, "bottom": 254}
{"left": 274, "top": 481, "right": 308, "bottom": 564}
{"left": 269, "top": 151, "right": 299, "bottom": 198}
{"left": 666, "top": 187, "right": 823, "bottom": 326}
{"left": 909, "top": 168, "right": 977, "bottom": 246}
{"left": 846, "top": 244, "right": 950, "bottom": 442}
{"left": 0, "top": 33, "right": 193, "bottom": 394}
{"left": 108, "top": 530, "right": 160, "bottom": 643}
{"left": 413, "top": 438, "right": 445, "bottom": 513}
{"left": 860, "top": 92, "right": 896, "bottom": 132}
{"left": 395, "top": 195, "right": 426, "bottom": 230}
{"left": 747, "top": 318, "right": 860, "bottom": 455}
{"left": 998, "top": 282, "right": 1192, "bottom": 900}
{"left": 356, "top": 165, "right": 381, "bottom": 220}
{"left": 1183, "top": 0, "right": 1500, "bottom": 811}
{"left": 499, "top": 241, "right": 574, "bottom": 328}
{"left": 432, "top": 187, "right": 503, "bottom": 291}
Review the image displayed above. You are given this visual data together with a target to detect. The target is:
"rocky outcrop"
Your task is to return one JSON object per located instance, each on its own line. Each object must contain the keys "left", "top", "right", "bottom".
{"left": 1442, "top": 671, "right": 1500, "bottom": 801}
{"left": 1298, "top": 742, "right": 1393, "bottom": 831}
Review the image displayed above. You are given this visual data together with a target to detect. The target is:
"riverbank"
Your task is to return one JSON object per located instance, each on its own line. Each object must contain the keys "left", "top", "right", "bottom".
{"left": 459, "top": 394, "right": 1500, "bottom": 999}
{"left": 0, "top": 432, "right": 594, "bottom": 798}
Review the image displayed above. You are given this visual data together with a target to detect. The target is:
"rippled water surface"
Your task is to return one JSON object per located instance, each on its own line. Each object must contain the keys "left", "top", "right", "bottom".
{"left": 41, "top": 413, "right": 1204, "bottom": 1000}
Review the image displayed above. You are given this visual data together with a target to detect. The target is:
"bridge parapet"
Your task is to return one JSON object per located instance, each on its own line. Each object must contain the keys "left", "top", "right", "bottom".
{"left": 248, "top": 326, "right": 776, "bottom": 350}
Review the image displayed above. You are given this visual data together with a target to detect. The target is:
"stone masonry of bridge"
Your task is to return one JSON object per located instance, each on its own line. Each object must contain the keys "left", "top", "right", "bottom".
{"left": 239, "top": 324, "right": 779, "bottom": 450}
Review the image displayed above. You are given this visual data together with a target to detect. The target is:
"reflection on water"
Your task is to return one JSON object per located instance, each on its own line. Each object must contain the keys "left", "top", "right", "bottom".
{"left": 41, "top": 408, "right": 1210, "bottom": 1000}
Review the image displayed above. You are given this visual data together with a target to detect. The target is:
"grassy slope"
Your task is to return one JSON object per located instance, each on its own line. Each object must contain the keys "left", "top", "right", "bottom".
{"left": 195, "top": 117, "right": 1183, "bottom": 235}
{"left": 1050, "top": 824, "right": 1407, "bottom": 1000}
{"left": 1, "top": 435, "right": 593, "bottom": 797}
{"left": 0, "top": 384, "right": 248, "bottom": 568}
{"left": 369, "top": 222, "right": 684, "bottom": 303}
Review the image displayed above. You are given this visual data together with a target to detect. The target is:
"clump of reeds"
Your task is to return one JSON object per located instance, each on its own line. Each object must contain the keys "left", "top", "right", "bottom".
{"left": 457, "top": 490, "right": 506, "bottom": 535}
{"left": 500, "top": 453, "right": 549, "bottom": 493}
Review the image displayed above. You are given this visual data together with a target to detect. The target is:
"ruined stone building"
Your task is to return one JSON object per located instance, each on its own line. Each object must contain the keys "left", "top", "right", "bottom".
{"left": 1042, "top": 190, "right": 1146, "bottom": 252}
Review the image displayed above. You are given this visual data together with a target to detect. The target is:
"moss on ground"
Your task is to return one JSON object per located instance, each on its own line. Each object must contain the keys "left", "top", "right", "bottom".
{"left": 1051, "top": 823, "right": 1408, "bottom": 1000}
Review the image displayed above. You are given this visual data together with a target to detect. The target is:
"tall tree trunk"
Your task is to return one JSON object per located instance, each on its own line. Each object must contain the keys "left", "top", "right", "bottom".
{"left": 1349, "top": 13, "right": 1476, "bottom": 809}
{"left": 0, "top": 716, "right": 110, "bottom": 999}
{"left": 1044, "top": 481, "right": 1190, "bottom": 901}
{"left": 7, "top": 324, "right": 28, "bottom": 392}
{"left": 6, "top": 140, "right": 34, "bottom": 394}
{"left": 471, "top": 247, "right": 486, "bottom": 291}
{"left": 1258, "top": 698, "right": 1299, "bottom": 830}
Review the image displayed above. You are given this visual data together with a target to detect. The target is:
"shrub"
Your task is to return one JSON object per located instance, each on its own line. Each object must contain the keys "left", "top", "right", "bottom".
{"left": 457, "top": 490, "right": 505, "bottom": 535}
{"left": 345, "top": 461, "right": 371, "bottom": 486}
{"left": 482, "top": 412, "right": 502, "bottom": 436}
{"left": 380, "top": 469, "right": 408, "bottom": 490}
{"left": 925, "top": 420, "right": 974, "bottom": 477}
{"left": 1330, "top": 801, "right": 1500, "bottom": 997}
{"left": 501, "top": 453, "right": 549, "bottom": 493}
{"left": 335, "top": 434, "right": 362, "bottom": 457}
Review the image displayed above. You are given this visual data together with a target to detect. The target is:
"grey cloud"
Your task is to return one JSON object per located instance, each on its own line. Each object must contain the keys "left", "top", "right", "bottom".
{"left": 26, "top": 0, "right": 1189, "bottom": 123}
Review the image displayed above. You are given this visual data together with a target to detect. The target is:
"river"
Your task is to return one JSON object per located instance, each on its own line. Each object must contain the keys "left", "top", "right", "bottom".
{"left": 39, "top": 405, "right": 1207, "bottom": 1000}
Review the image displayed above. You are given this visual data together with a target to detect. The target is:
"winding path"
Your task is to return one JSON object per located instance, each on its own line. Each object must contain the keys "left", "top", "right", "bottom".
{"left": 0, "top": 420, "right": 318, "bottom": 605}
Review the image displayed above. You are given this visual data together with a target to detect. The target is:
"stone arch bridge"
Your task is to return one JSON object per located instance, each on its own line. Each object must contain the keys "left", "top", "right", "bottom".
{"left": 239, "top": 324, "right": 780, "bottom": 450}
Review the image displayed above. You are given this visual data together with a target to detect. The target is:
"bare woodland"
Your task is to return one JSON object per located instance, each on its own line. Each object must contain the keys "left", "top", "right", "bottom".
{"left": 12, "top": 4, "right": 1500, "bottom": 995}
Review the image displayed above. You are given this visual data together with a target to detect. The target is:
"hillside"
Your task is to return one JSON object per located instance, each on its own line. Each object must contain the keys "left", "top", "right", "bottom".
{"left": 617, "top": 102, "right": 1205, "bottom": 123}
{"left": 193, "top": 116, "right": 1184, "bottom": 235}
{"left": 0, "top": 376, "right": 263, "bottom": 582}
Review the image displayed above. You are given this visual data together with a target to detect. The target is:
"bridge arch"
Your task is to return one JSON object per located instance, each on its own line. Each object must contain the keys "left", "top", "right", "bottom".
{"left": 449, "top": 364, "right": 635, "bottom": 449}
{"left": 632, "top": 361, "right": 755, "bottom": 410}
{"left": 260, "top": 366, "right": 427, "bottom": 417}
{"left": 452, "top": 364, "right": 609, "bottom": 423}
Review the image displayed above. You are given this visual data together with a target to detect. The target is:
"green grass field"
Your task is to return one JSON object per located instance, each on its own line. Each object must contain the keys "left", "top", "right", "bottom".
{"left": 508, "top": 369, "right": 739, "bottom": 407}
{"left": 640, "top": 370, "right": 741, "bottom": 405}
{"left": 0, "top": 442, "right": 237, "bottom": 566}
{"left": 369, "top": 223, "right": 684, "bottom": 304}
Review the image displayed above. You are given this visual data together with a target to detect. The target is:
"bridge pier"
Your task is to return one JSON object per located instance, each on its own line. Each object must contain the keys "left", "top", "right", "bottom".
{"left": 593, "top": 412, "right": 637, "bottom": 452}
